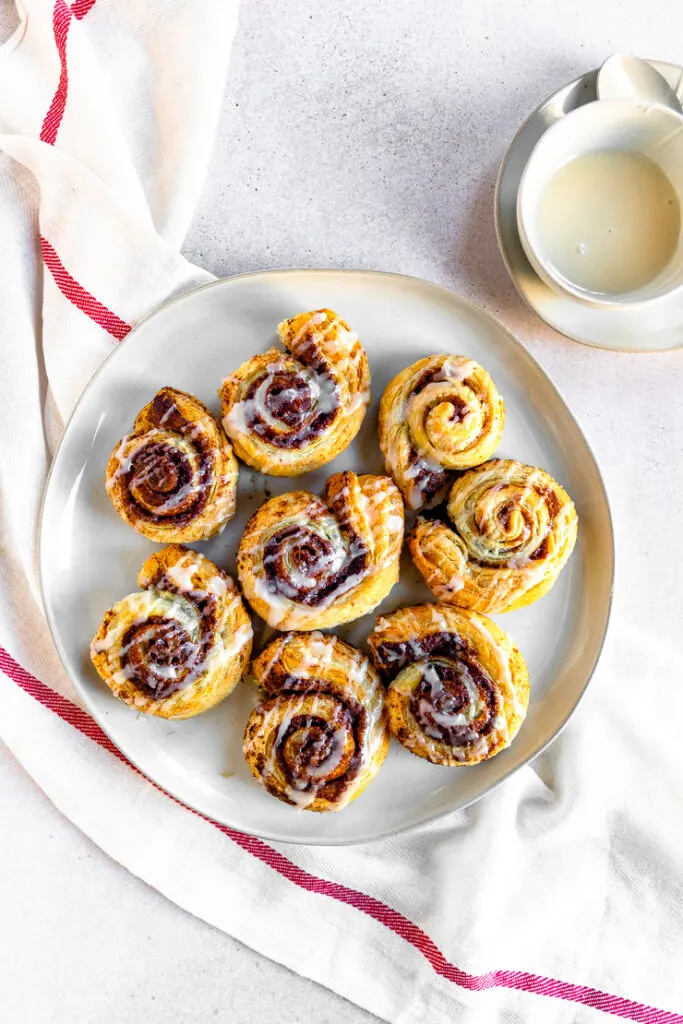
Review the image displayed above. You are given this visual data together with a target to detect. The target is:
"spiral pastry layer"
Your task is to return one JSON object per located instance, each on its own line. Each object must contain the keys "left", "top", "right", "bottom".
{"left": 244, "top": 632, "right": 390, "bottom": 811}
{"left": 106, "top": 387, "right": 238, "bottom": 543}
{"left": 220, "top": 309, "right": 371, "bottom": 476}
{"left": 378, "top": 354, "right": 505, "bottom": 509}
{"left": 368, "top": 603, "right": 529, "bottom": 766}
{"left": 90, "top": 545, "right": 252, "bottom": 719}
{"left": 237, "top": 470, "right": 403, "bottom": 630}
{"left": 408, "top": 459, "right": 578, "bottom": 613}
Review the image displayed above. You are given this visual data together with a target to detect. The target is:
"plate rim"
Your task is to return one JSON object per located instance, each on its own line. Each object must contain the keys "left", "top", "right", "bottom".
{"left": 39, "top": 268, "right": 615, "bottom": 845}
{"left": 494, "top": 59, "right": 683, "bottom": 353}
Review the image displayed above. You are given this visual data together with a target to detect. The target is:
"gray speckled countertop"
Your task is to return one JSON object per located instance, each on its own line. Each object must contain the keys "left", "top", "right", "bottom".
{"left": 5, "top": 0, "right": 683, "bottom": 1020}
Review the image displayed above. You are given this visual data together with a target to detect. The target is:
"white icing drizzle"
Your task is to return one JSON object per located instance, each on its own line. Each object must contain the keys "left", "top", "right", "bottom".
{"left": 260, "top": 693, "right": 317, "bottom": 810}
{"left": 466, "top": 615, "right": 522, "bottom": 725}
{"left": 385, "top": 356, "right": 493, "bottom": 509}
{"left": 456, "top": 465, "right": 562, "bottom": 579}
{"left": 411, "top": 381, "right": 476, "bottom": 416}
{"left": 248, "top": 475, "right": 401, "bottom": 628}
{"left": 318, "top": 326, "right": 359, "bottom": 355}
{"left": 258, "top": 633, "right": 295, "bottom": 684}
{"left": 251, "top": 633, "right": 385, "bottom": 812}
{"left": 157, "top": 403, "right": 176, "bottom": 427}
{"left": 105, "top": 434, "right": 135, "bottom": 490}
{"left": 302, "top": 725, "right": 347, "bottom": 779}
{"left": 164, "top": 553, "right": 201, "bottom": 593}
{"left": 436, "top": 356, "right": 479, "bottom": 382}
{"left": 221, "top": 621, "right": 253, "bottom": 661}
{"left": 156, "top": 481, "right": 199, "bottom": 515}
{"left": 93, "top": 548, "right": 249, "bottom": 707}
{"left": 447, "top": 572, "right": 465, "bottom": 593}
{"left": 374, "top": 605, "right": 522, "bottom": 758}
{"left": 402, "top": 453, "right": 446, "bottom": 510}
{"left": 347, "top": 388, "right": 371, "bottom": 414}
{"left": 106, "top": 421, "right": 215, "bottom": 525}
{"left": 91, "top": 592, "right": 201, "bottom": 692}
{"left": 252, "top": 575, "right": 307, "bottom": 628}
{"left": 293, "top": 632, "right": 336, "bottom": 675}
{"left": 254, "top": 506, "right": 363, "bottom": 618}
{"left": 419, "top": 663, "right": 468, "bottom": 730}
{"left": 223, "top": 404, "right": 248, "bottom": 437}
{"left": 284, "top": 313, "right": 357, "bottom": 369}
{"left": 206, "top": 573, "right": 228, "bottom": 598}
{"left": 288, "top": 310, "right": 328, "bottom": 349}
{"left": 224, "top": 359, "right": 338, "bottom": 441}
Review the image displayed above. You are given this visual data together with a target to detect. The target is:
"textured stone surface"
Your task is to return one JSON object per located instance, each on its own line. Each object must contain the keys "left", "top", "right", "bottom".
{"left": 0, "top": 743, "right": 378, "bottom": 1023}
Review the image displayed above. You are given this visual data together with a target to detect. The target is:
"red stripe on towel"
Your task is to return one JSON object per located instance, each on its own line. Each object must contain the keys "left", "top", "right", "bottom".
{"left": 40, "top": 237, "right": 132, "bottom": 340}
{"left": 40, "top": 2, "right": 132, "bottom": 340}
{"left": 40, "top": 0, "right": 98, "bottom": 145}
{"left": 1, "top": 646, "right": 681, "bottom": 1024}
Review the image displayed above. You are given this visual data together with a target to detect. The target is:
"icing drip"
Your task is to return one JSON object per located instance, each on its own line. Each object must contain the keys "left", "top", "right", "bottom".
{"left": 412, "top": 658, "right": 498, "bottom": 749}
{"left": 92, "top": 550, "right": 251, "bottom": 704}
{"left": 106, "top": 390, "right": 223, "bottom": 529}
{"left": 403, "top": 452, "right": 450, "bottom": 509}
{"left": 383, "top": 355, "right": 503, "bottom": 510}
{"left": 263, "top": 516, "right": 369, "bottom": 607}
{"left": 249, "top": 633, "right": 386, "bottom": 811}
{"left": 370, "top": 606, "right": 520, "bottom": 761}
{"left": 256, "top": 474, "right": 387, "bottom": 615}
{"left": 226, "top": 360, "right": 341, "bottom": 449}
{"left": 240, "top": 471, "right": 402, "bottom": 629}
{"left": 92, "top": 592, "right": 203, "bottom": 700}
{"left": 449, "top": 464, "right": 564, "bottom": 573}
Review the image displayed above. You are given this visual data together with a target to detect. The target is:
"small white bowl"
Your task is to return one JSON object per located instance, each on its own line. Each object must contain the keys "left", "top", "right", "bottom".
{"left": 517, "top": 99, "right": 683, "bottom": 308}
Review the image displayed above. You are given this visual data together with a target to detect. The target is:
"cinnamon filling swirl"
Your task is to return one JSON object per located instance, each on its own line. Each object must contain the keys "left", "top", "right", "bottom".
{"left": 411, "top": 660, "right": 498, "bottom": 747}
{"left": 126, "top": 443, "right": 210, "bottom": 522}
{"left": 256, "top": 695, "right": 362, "bottom": 805}
{"left": 120, "top": 617, "right": 200, "bottom": 699}
{"left": 240, "top": 365, "right": 340, "bottom": 448}
{"left": 263, "top": 521, "right": 369, "bottom": 606}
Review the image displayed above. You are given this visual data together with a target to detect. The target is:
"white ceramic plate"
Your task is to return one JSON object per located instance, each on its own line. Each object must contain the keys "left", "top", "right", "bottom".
{"left": 40, "top": 270, "right": 613, "bottom": 845}
{"left": 496, "top": 60, "right": 683, "bottom": 352}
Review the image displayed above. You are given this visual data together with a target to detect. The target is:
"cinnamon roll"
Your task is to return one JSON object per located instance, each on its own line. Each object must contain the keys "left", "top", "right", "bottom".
{"left": 378, "top": 355, "right": 505, "bottom": 509}
{"left": 90, "top": 545, "right": 252, "bottom": 719}
{"left": 244, "top": 632, "right": 389, "bottom": 811}
{"left": 220, "top": 309, "right": 370, "bottom": 476}
{"left": 368, "top": 603, "right": 529, "bottom": 766}
{"left": 237, "top": 470, "right": 404, "bottom": 630}
{"left": 408, "top": 459, "right": 578, "bottom": 613}
{"left": 106, "top": 387, "right": 238, "bottom": 543}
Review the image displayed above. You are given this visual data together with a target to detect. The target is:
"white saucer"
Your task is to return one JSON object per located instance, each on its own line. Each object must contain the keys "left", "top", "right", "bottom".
{"left": 495, "top": 61, "right": 683, "bottom": 352}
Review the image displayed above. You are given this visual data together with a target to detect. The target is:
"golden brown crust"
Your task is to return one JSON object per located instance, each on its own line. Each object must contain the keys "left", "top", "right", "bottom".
{"left": 90, "top": 545, "right": 252, "bottom": 719}
{"left": 237, "top": 470, "right": 404, "bottom": 630}
{"left": 219, "top": 309, "right": 370, "bottom": 476}
{"left": 243, "top": 632, "right": 389, "bottom": 811}
{"left": 407, "top": 459, "right": 578, "bottom": 613}
{"left": 367, "top": 603, "right": 529, "bottom": 766}
{"left": 105, "top": 387, "right": 238, "bottom": 543}
{"left": 378, "top": 355, "right": 505, "bottom": 509}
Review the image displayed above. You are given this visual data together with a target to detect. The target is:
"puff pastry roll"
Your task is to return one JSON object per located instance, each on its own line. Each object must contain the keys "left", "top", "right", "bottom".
{"left": 244, "top": 632, "right": 390, "bottom": 811}
{"left": 408, "top": 459, "right": 578, "bottom": 613}
{"left": 237, "top": 470, "right": 404, "bottom": 630}
{"left": 106, "top": 387, "right": 238, "bottom": 543}
{"left": 379, "top": 355, "right": 505, "bottom": 509}
{"left": 368, "top": 603, "right": 529, "bottom": 766}
{"left": 91, "top": 546, "right": 252, "bottom": 719}
{"left": 220, "top": 309, "right": 370, "bottom": 475}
